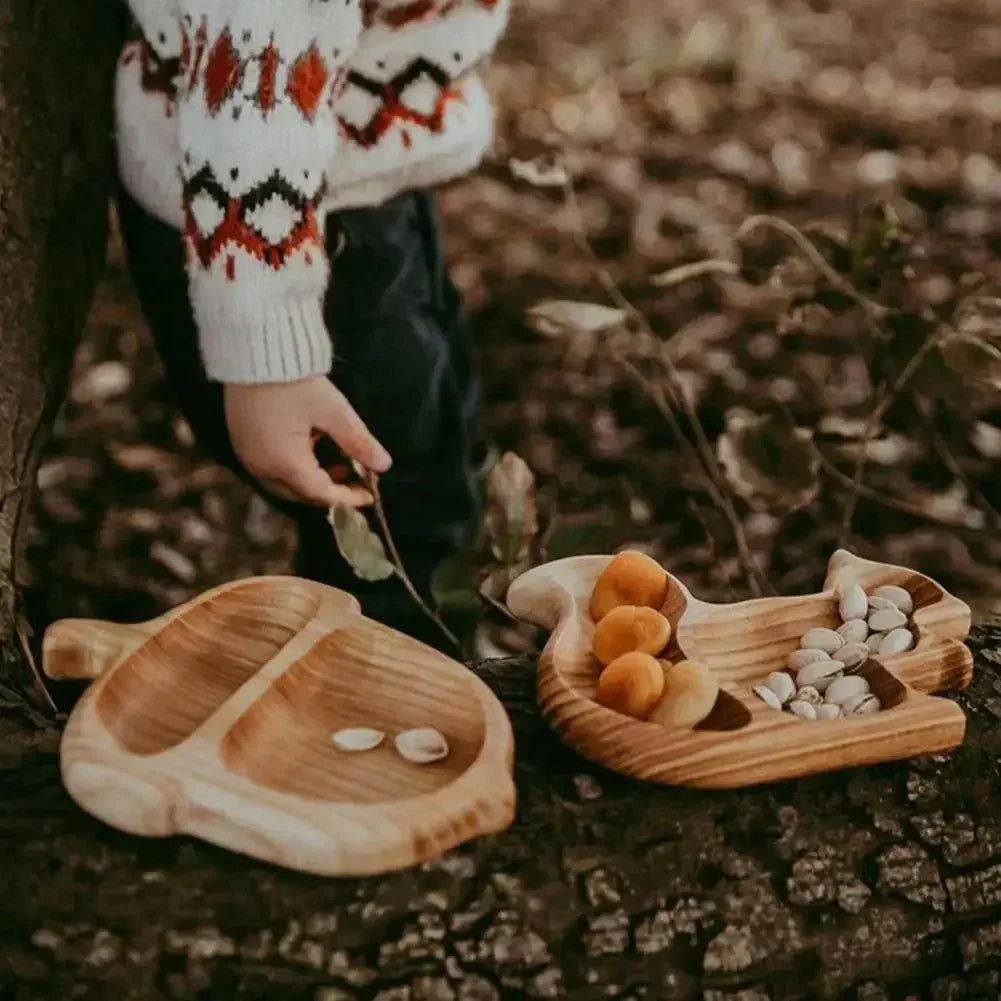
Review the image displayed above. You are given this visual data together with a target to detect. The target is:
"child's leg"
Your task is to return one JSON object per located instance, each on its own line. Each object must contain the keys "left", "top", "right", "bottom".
{"left": 115, "top": 183, "right": 480, "bottom": 640}
{"left": 295, "top": 191, "right": 481, "bottom": 615}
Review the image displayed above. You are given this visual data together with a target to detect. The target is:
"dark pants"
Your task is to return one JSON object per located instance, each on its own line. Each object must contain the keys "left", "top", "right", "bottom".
{"left": 115, "top": 184, "right": 481, "bottom": 637}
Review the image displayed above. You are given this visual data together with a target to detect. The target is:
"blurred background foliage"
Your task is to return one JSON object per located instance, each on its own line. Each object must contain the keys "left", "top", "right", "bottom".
{"left": 25, "top": 0, "right": 1001, "bottom": 656}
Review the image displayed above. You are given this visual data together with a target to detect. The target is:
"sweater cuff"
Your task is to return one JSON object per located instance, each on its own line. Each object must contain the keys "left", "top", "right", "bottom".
{"left": 194, "top": 296, "right": 332, "bottom": 384}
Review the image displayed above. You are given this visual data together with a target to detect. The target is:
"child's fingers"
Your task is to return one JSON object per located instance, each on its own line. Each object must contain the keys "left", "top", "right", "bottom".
{"left": 320, "top": 389, "right": 393, "bottom": 474}
{"left": 280, "top": 446, "right": 375, "bottom": 508}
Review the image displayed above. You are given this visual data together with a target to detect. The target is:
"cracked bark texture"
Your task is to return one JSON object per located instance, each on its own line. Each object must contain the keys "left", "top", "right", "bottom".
{"left": 0, "top": 0, "right": 116, "bottom": 687}
{"left": 4, "top": 628, "right": 1001, "bottom": 1000}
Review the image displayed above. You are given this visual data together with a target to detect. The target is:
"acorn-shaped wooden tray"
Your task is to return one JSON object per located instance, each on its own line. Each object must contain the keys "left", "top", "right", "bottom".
{"left": 42, "top": 577, "right": 516, "bottom": 876}
{"left": 507, "top": 550, "right": 973, "bottom": 788}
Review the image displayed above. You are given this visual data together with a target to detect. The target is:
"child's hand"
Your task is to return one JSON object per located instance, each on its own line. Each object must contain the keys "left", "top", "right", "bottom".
{"left": 224, "top": 377, "right": 392, "bottom": 507}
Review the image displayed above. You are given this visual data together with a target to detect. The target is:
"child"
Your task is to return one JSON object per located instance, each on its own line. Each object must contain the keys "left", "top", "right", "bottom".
{"left": 114, "top": 0, "right": 510, "bottom": 643}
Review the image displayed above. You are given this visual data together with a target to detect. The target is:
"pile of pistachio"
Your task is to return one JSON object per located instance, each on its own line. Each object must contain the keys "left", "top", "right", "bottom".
{"left": 753, "top": 583, "right": 915, "bottom": 721}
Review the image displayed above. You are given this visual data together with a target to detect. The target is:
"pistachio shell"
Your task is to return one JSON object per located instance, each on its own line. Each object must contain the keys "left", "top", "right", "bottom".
{"left": 795, "top": 660, "right": 843, "bottom": 692}
{"left": 800, "top": 628, "right": 844, "bottom": 654}
{"left": 787, "top": 648, "right": 832, "bottom": 672}
{"left": 837, "top": 618, "right": 869, "bottom": 644}
{"left": 833, "top": 642, "right": 870, "bottom": 670}
{"left": 845, "top": 693, "right": 881, "bottom": 716}
{"left": 815, "top": 703, "right": 842, "bottom": 720}
{"left": 879, "top": 627, "right": 915, "bottom": 655}
{"left": 838, "top": 584, "right": 869, "bottom": 623}
{"left": 331, "top": 727, "right": 385, "bottom": 752}
{"left": 753, "top": 685, "right": 783, "bottom": 710}
{"left": 870, "top": 585, "right": 914, "bottom": 614}
{"left": 867, "top": 595, "right": 897, "bottom": 612}
{"left": 824, "top": 675, "right": 871, "bottom": 706}
{"left": 795, "top": 685, "right": 823, "bottom": 705}
{"left": 394, "top": 727, "right": 449, "bottom": 764}
{"left": 787, "top": 700, "right": 818, "bottom": 720}
{"left": 764, "top": 671, "right": 797, "bottom": 704}
{"left": 866, "top": 632, "right": 886, "bottom": 653}
{"left": 869, "top": 607, "right": 908, "bottom": 632}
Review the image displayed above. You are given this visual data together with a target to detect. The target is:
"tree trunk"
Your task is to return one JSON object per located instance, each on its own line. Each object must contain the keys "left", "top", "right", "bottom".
{"left": 0, "top": 1, "right": 117, "bottom": 690}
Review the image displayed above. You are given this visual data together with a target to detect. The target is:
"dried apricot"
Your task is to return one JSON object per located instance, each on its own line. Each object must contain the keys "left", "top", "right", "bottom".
{"left": 592, "top": 605, "right": 671, "bottom": 666}
{"left": 595, "top": 651, "right": 665, "bottom": 719}
{"left": 647, "top": 659, "right": 719, "bottom": 729}
{"left": 590, "top": 551, "right": 668, "bottom": 623}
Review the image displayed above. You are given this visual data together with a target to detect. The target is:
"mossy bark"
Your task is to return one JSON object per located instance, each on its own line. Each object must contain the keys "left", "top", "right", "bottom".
{"left": 0, "top": 0, "right": 116, "bottom": 689}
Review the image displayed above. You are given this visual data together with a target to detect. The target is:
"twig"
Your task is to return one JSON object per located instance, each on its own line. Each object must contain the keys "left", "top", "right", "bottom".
{"left": 837, "top": 327, "right": 950, "bottom": 546}
{"left": 16, "top": 615, "right": 57, "bottom": 715}
{"left": 562, "top": 174, "right": 770, "bottom": 597}
{"left": 736, "top": 214, "right": 889, "bottom": 324}
{"left": 817, "top": 450, "right": 979, "bottom": 529}
{"left": 363, "top": 472, "right": 463, "bottom": 655}
{"left": 916, "top": 398, "right": 1001, "bottom": 531}
{"left": 651, "top": 259, "right": 740, "bottom": 288}
{"left": 686, "top": 498, "right": 740, "bottom": 603}
{"left": 479, "top": 588, "right": 521, "bottom": 623}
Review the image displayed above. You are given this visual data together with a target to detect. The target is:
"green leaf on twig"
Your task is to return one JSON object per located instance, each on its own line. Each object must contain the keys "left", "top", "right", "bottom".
{"left": 484, "top": 452, "right": 539, "bottom": 566}
{"left": 327, "top": 505, "right": 396, "bottom": 582}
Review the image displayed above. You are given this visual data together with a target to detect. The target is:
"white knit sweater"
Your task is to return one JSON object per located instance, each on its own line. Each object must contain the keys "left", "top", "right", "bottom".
{"left": 117, "top": 0, "right": 509, "bottom": 384}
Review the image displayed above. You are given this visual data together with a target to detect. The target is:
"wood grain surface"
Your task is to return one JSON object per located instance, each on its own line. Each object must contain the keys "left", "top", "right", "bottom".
{"left": 42, "top": 577, "right": 516, "bottom": 876}
{"left": 507, "top": 549, "right": 973, "bottom": 788}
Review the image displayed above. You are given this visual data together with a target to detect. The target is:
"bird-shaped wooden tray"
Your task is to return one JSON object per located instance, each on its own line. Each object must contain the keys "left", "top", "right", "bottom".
{"left": 42, "top": 577, "right": 516, "bottom": 876}
{"left": 507, "top": 549, "right": 973, "bottom": 788}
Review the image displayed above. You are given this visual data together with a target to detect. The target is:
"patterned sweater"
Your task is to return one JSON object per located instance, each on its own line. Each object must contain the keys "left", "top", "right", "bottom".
{"left": 117, "top": 0, "right": 509, "bottom": 384}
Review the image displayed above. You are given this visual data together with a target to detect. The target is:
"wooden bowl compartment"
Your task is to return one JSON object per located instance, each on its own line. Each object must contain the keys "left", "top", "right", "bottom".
{"left": 97, "top": 580, "right": 320, "bottom": 755}
{"left": 221, "top": 623, "right": 485, "bottom": 803}
{"left": 507, "top": 549, "right": 973, "bottom": 788}
{"left": 43, "top": 577, "right": 516, "bottom": 876}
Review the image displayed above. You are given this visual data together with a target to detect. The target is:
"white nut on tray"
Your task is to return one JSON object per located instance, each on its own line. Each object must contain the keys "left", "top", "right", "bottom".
{"left": 764, "top": 671, "right": 797, "bottom": 704}
{"left": 787, "top": 648, "right": 833, "bottom": 672}
{"left": 837, "top": 584, "right": 868, "bottom": 623}
{"left": 833, "top": 642, "right": 870, "bottom": 670}
{"left": 879, "top": 627, "right": 915, "bottom": 655}
{"left": 795, "top": 685, "right": 823, "bottom": 705}
{"left": 395, "top": 727, "right": 450, "bottom": 764}
{"left": 837, "top": 619, "right": 869, "bottom": 645}
{"left": 801, "top": 628, "right": 844, "bottom": 654}
{"left": 331, "top": 728, "right": 385, "bottom": 752}
{"left": 795, "top": 660, "right": 843, "bottom": 692}
{"left": 753, "top": 685, "right": 783, "bottom": 710}
{"left": 870, "top": 585, "right": 914, "bottom": 615}
{"left": 869, "top": 607, "right": 908, "bottom": 633}
{"left": 788, "top": 700, "right": 818, "bottom": 720}
{"left": 824, "top": 675, "right": 870, "bottom": 706}
{"left": 867, "top": 595, "right": 897, "bottom": 613}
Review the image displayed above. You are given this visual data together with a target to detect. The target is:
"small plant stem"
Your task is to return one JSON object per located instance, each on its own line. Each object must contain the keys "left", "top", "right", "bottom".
{"left": 837, "top": 328, "right": 949, "bottom": 546}
{"left": 817, "top": 450, "right": 977, "bottom": 528}
{"left": 16, "top": 614, "right": 57, "bottom": 715}
{"left": 363, "top": 472, "right": 463, "bottom": 655}
{"left": 736, "top": 214, "right": 889, "bottom": 324}
{"left": 562, "top": 175, "right": 770, "bottom": 597}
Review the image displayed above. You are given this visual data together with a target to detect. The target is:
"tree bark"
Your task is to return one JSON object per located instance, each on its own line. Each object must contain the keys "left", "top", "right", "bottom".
{"left": 4, "top": 638, "right": 1001, "bottom": 1000}
{"left": 0, "top": 0, "right": 117, "bottom": 689}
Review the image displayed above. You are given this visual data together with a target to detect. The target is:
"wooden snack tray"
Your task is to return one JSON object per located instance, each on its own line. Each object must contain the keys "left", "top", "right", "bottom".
{"left": 507, "top": 549, "right": 973, "bottom": 788}
{"left": 42, "top": 577, "right": 516, "bottom": 876}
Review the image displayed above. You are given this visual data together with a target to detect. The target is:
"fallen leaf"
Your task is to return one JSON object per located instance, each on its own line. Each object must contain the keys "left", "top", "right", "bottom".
{"left": 525, "top": 300, "right": 626, "bottom": 338}
{"left": 327, "top": 506, "right": 395, "bottom": 582}
{"left": 939, "top": 295, "right": 1001, "bottom": 392}
{"left": 717, "top": 408, "right": 820, "bottom": 513}
{"left": 484, "top": 452, "right": 539, "bottom": 566}
{"left": 509, "top": 156, "right": 570, "bottom": 188}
